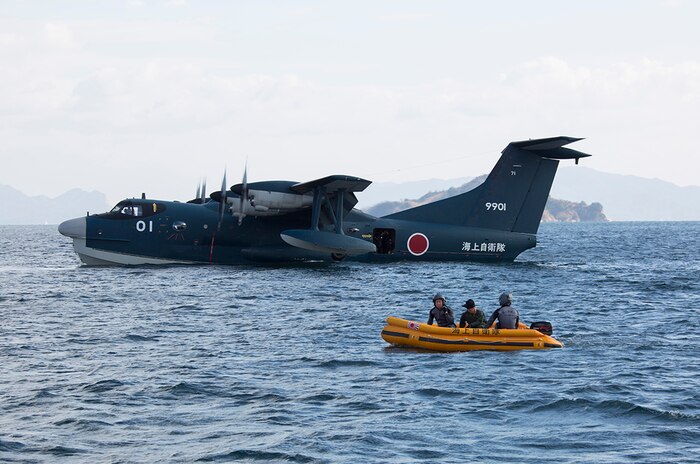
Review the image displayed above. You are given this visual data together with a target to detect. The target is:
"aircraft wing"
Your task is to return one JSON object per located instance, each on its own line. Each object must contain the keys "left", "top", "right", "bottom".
{"left": 290, "top": 175, "right": 371, "bottom": 194}
{"left": 290, "top": 175, "right": 371, "bottom": 212}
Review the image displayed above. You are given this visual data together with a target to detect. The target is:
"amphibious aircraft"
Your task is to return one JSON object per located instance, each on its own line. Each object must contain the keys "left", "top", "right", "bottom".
{"left": 58, "top": 136, "right": 591, "bottom": 265}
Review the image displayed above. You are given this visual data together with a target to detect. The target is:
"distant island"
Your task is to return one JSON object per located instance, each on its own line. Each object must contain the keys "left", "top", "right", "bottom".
{"left": 5, "top": 164, "right": 700, "bottom": 223}
{"left": 364, "top": 175, "right": 608, "bottom": 222}
{"left": 542, "top": 198, "right": 607, "bottom": 222}
{"left": 0, "top": 185, "right": 109, "bottom": 225}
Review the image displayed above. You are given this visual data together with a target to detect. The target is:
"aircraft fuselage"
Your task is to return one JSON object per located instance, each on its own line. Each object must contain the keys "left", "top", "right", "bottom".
{"left": 59, "top": 198, "right": 534, "bottom": 265}
{"left": 58, "top": 136, "right": 590, "bottom": 265}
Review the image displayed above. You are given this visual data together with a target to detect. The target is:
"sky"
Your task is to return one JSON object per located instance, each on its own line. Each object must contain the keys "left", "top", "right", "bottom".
{"left": 1, "top": 0, "right": 699, "bottom": 206}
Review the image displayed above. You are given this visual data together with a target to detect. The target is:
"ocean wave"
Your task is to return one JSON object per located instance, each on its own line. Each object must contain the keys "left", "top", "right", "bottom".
{"left": 42, "top": 445, "right": 88, "bottom": 456}
{"left": 0, "top": 440, "right": 25, "bottom": 452}
{"left": 168, "top": 304, "right": 204, "bottom": 311}
{"left": 31, "top": 388, "right": 58, "bottom": 400}
{"left": 301, "top": 393, "right": 339, "bottom": 403}
{"left": 196, "top": 449, "right": 318, "bottom": 463}
{"left": 532, "top": 398, "right": 700, "bottom": 423}
{"left": 162, "top": 381, "right": 211, "bottom": 396}
{"left": 54, "top": 417, "right": 112, "bottom": 431}
{"left": 45, "top": 291, "right": 67, "bottom": 299}
{"left": 124, "top": 334, "right": 159, "bottom": 342}
{"left": 316, "top": 359, "right": 379, "bottom": 369}
{"left": 413, "top": 387, "right": 462, "bottom": 398}
{"left": 82, "top": 379, "right": 125, "bottom": 393}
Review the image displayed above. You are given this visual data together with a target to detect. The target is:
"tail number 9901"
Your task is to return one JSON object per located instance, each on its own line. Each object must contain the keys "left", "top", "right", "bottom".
{"left": 485, "top": 202, "right": 506, "bottom": 211}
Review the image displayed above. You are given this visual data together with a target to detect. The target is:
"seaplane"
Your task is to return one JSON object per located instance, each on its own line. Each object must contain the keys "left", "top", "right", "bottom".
{"left": 58, "top": 136, "right": 591, "bottom": 265}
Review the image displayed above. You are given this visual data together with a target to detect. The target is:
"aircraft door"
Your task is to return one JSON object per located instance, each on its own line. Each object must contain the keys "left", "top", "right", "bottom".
{"left": 373, "top": 228, "right": 396, "bottom": 254}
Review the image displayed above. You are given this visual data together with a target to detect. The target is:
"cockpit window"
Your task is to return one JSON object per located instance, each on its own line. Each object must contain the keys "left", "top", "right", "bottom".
{"left": 111, "top": 204, "right": 143, "bottom": 217}
{"left": 102, "top": 201, "right": 166, "bottom": 219}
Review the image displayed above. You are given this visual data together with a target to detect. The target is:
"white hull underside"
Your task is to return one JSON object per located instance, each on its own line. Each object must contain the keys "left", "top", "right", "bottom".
{"left": 71, "top": 238, "right": 193, "bottom": 266}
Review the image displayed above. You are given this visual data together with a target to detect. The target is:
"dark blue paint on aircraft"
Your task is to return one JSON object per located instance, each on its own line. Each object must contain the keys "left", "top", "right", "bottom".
{"left": 58, "top": 136, "right": 591, "bottom": 265}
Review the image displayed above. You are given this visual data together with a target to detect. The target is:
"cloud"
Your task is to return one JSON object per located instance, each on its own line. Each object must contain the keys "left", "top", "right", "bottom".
{"left": 2, "top": 12, "right": 700, "bottom": 202}
{"left": 499, "top": 57, "right": 700, "bottom": 105}
{"left": 44, "top": 22, "right": 78, "bottom": 48}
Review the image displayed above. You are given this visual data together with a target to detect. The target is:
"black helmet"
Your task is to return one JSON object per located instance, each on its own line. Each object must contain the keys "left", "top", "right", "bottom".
{"left": 499, "top": 292, "right": 513, "bottom": 306}
{"left": 432, "top": 293, "right": 446, "bottom": 303}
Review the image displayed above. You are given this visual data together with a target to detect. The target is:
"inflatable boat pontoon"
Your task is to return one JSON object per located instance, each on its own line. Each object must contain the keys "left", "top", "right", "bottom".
{"left": 381, "top": 317, "right": 563, "bottom": 352}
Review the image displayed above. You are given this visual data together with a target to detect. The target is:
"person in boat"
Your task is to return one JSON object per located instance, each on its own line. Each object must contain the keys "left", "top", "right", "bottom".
{"left": 427, "top": 293, "right": 455, "bottom": 328}
{"left": 485, "top": 292, "right": 520, "bottom": 329}
{"left": 459, "top": 299, "right": 486, "bottom": 328}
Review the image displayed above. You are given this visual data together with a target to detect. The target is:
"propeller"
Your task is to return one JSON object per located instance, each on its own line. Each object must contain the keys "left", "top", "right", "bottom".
{"left": 209, "top": 170, "right": 228, "bottom": 264}
{"left": 217, "top": 169, "right": 228, "bottom": 231}
{"left": 237, "top": 162, "right": 248, "bottom": 226}
{"left": 200, "top": 178, "right": 207, "bottom": 203}
{"left": 190, "top": 178, "right": 208, "bottom": 204}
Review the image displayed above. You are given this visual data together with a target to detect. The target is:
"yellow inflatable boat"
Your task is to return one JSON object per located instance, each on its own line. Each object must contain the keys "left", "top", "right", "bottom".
{"left": 381, "top": 316, "right": 563, "bottom": 352}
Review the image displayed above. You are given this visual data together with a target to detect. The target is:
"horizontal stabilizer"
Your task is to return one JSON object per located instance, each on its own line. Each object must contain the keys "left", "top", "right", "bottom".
{"left": 280, "top": 229, "right": 377, "bottom": 255}
{"left": 509, "top": 136, "right": 591, "bottom": 161}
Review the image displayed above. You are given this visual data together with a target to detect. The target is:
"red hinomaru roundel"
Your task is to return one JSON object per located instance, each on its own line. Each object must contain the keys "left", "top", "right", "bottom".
{"left": 407, "top": 232, "right": 429, "bottom": 256}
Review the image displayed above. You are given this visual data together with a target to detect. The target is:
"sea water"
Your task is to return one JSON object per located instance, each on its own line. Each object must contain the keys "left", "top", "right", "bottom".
{"left": 0, "top": 222, "right": 699, "bottom": 463}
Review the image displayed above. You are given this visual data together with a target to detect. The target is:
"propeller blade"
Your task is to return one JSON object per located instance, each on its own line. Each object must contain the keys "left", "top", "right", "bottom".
{"left": 217, "top": 169, "right": 227, "bottom": 230}
{"left": 201, "top": 178, "right": 207, "bottom": 202}
{"left": 238, "top": 161, "right": 248, "bottom": 226}
{"left": 196, "top": 181, "right": 201, "bottom": 202}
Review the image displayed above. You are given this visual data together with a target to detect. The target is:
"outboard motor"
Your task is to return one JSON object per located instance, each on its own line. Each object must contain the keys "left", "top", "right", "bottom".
{"left": 530, "top": 321, "right": 553, "bottom": 336}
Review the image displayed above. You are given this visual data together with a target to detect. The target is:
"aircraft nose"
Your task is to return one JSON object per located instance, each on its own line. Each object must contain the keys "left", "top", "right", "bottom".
{"left": 58, "top": 217, "right": 86, "bottom": 239}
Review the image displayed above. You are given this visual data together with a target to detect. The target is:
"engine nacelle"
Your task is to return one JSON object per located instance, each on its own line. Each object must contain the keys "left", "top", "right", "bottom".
{"left": 228, "top": 190, "right": 313, "bottom": 217}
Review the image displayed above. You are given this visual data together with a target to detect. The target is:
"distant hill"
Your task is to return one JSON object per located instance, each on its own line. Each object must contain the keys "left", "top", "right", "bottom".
{"left": 364, "top": 175, "right": 607, "bottom": 222}
{"left": 356, "top": 177, "right": 473, "bottom": 210}
{"left": 551, "top": 167, "right": 700, "bottom": 221}
{"left": 0, "top": 185, "right": 110, "bottom": 225}
{"left": 542, "top": 197, "right": 607, "bottom": 222}
{"left": 365, "top": 176, "right": 486, "bottom": 217}
{"left": 3, "top": 165, "right": 698, "bottom": 224}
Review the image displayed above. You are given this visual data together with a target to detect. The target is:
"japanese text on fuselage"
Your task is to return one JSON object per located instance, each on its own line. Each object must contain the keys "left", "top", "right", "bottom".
{"left": 461, "top": 242, "right": 505, "bottom": 253}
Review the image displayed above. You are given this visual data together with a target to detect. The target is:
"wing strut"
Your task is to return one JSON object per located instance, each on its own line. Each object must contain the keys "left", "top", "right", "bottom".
{"left": 309, "top": 186, "right": 346, "bottom": 234}
{"left": 281, "top": 181, "right": 375, "bottom": 255}
{"left": 334, "top": 189, "right": 344, "bottom": 234}
{"left": 310, "top": 186, "right": 322, "bottom": 231}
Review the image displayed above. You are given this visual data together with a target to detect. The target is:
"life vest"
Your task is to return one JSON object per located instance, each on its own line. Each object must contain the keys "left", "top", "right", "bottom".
{"left": 497, "top": 305, "right": 519, "bottom": 329}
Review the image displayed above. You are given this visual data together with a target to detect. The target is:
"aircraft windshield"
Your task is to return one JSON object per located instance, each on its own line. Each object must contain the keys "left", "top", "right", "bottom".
{"left": 110, "top": 204, "right": 143, "bottom": 217}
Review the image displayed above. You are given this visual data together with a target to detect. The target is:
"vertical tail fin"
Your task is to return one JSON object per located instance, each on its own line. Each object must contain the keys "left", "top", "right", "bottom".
{"left": 384, "top": 136, "right": 591, "bottom": 234}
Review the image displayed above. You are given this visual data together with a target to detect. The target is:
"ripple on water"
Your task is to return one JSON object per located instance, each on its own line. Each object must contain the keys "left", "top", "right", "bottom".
{"left": 168, "top": 304, "right": 204, "bottom": 311}
{"left": 316, "top": 359, "right": 379, "bottom": 369}
{"left": 124, "top": 334, "right": 159, "bottom": 342}
{"left": 0, "top": 440, "right": 26, "bottom": 452}
{"left": 196, "top": 450, "right": 318, "bottom": 463}
{"left": 43, "top": 445, "right": 89, "bottom": 456}
{"left": 54, "top": 418, "right": 112, "bottom": 432}
{"left": 532, "top": 398, "right": 700, "bottom": 424}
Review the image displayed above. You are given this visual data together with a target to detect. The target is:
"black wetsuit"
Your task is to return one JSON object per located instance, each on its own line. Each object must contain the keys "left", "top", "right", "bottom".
{"left": 485, "top": 305, "right": 520, "bottom": 329}
{"left": 427, "top": 306, "right": 455, "bottom": 328}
